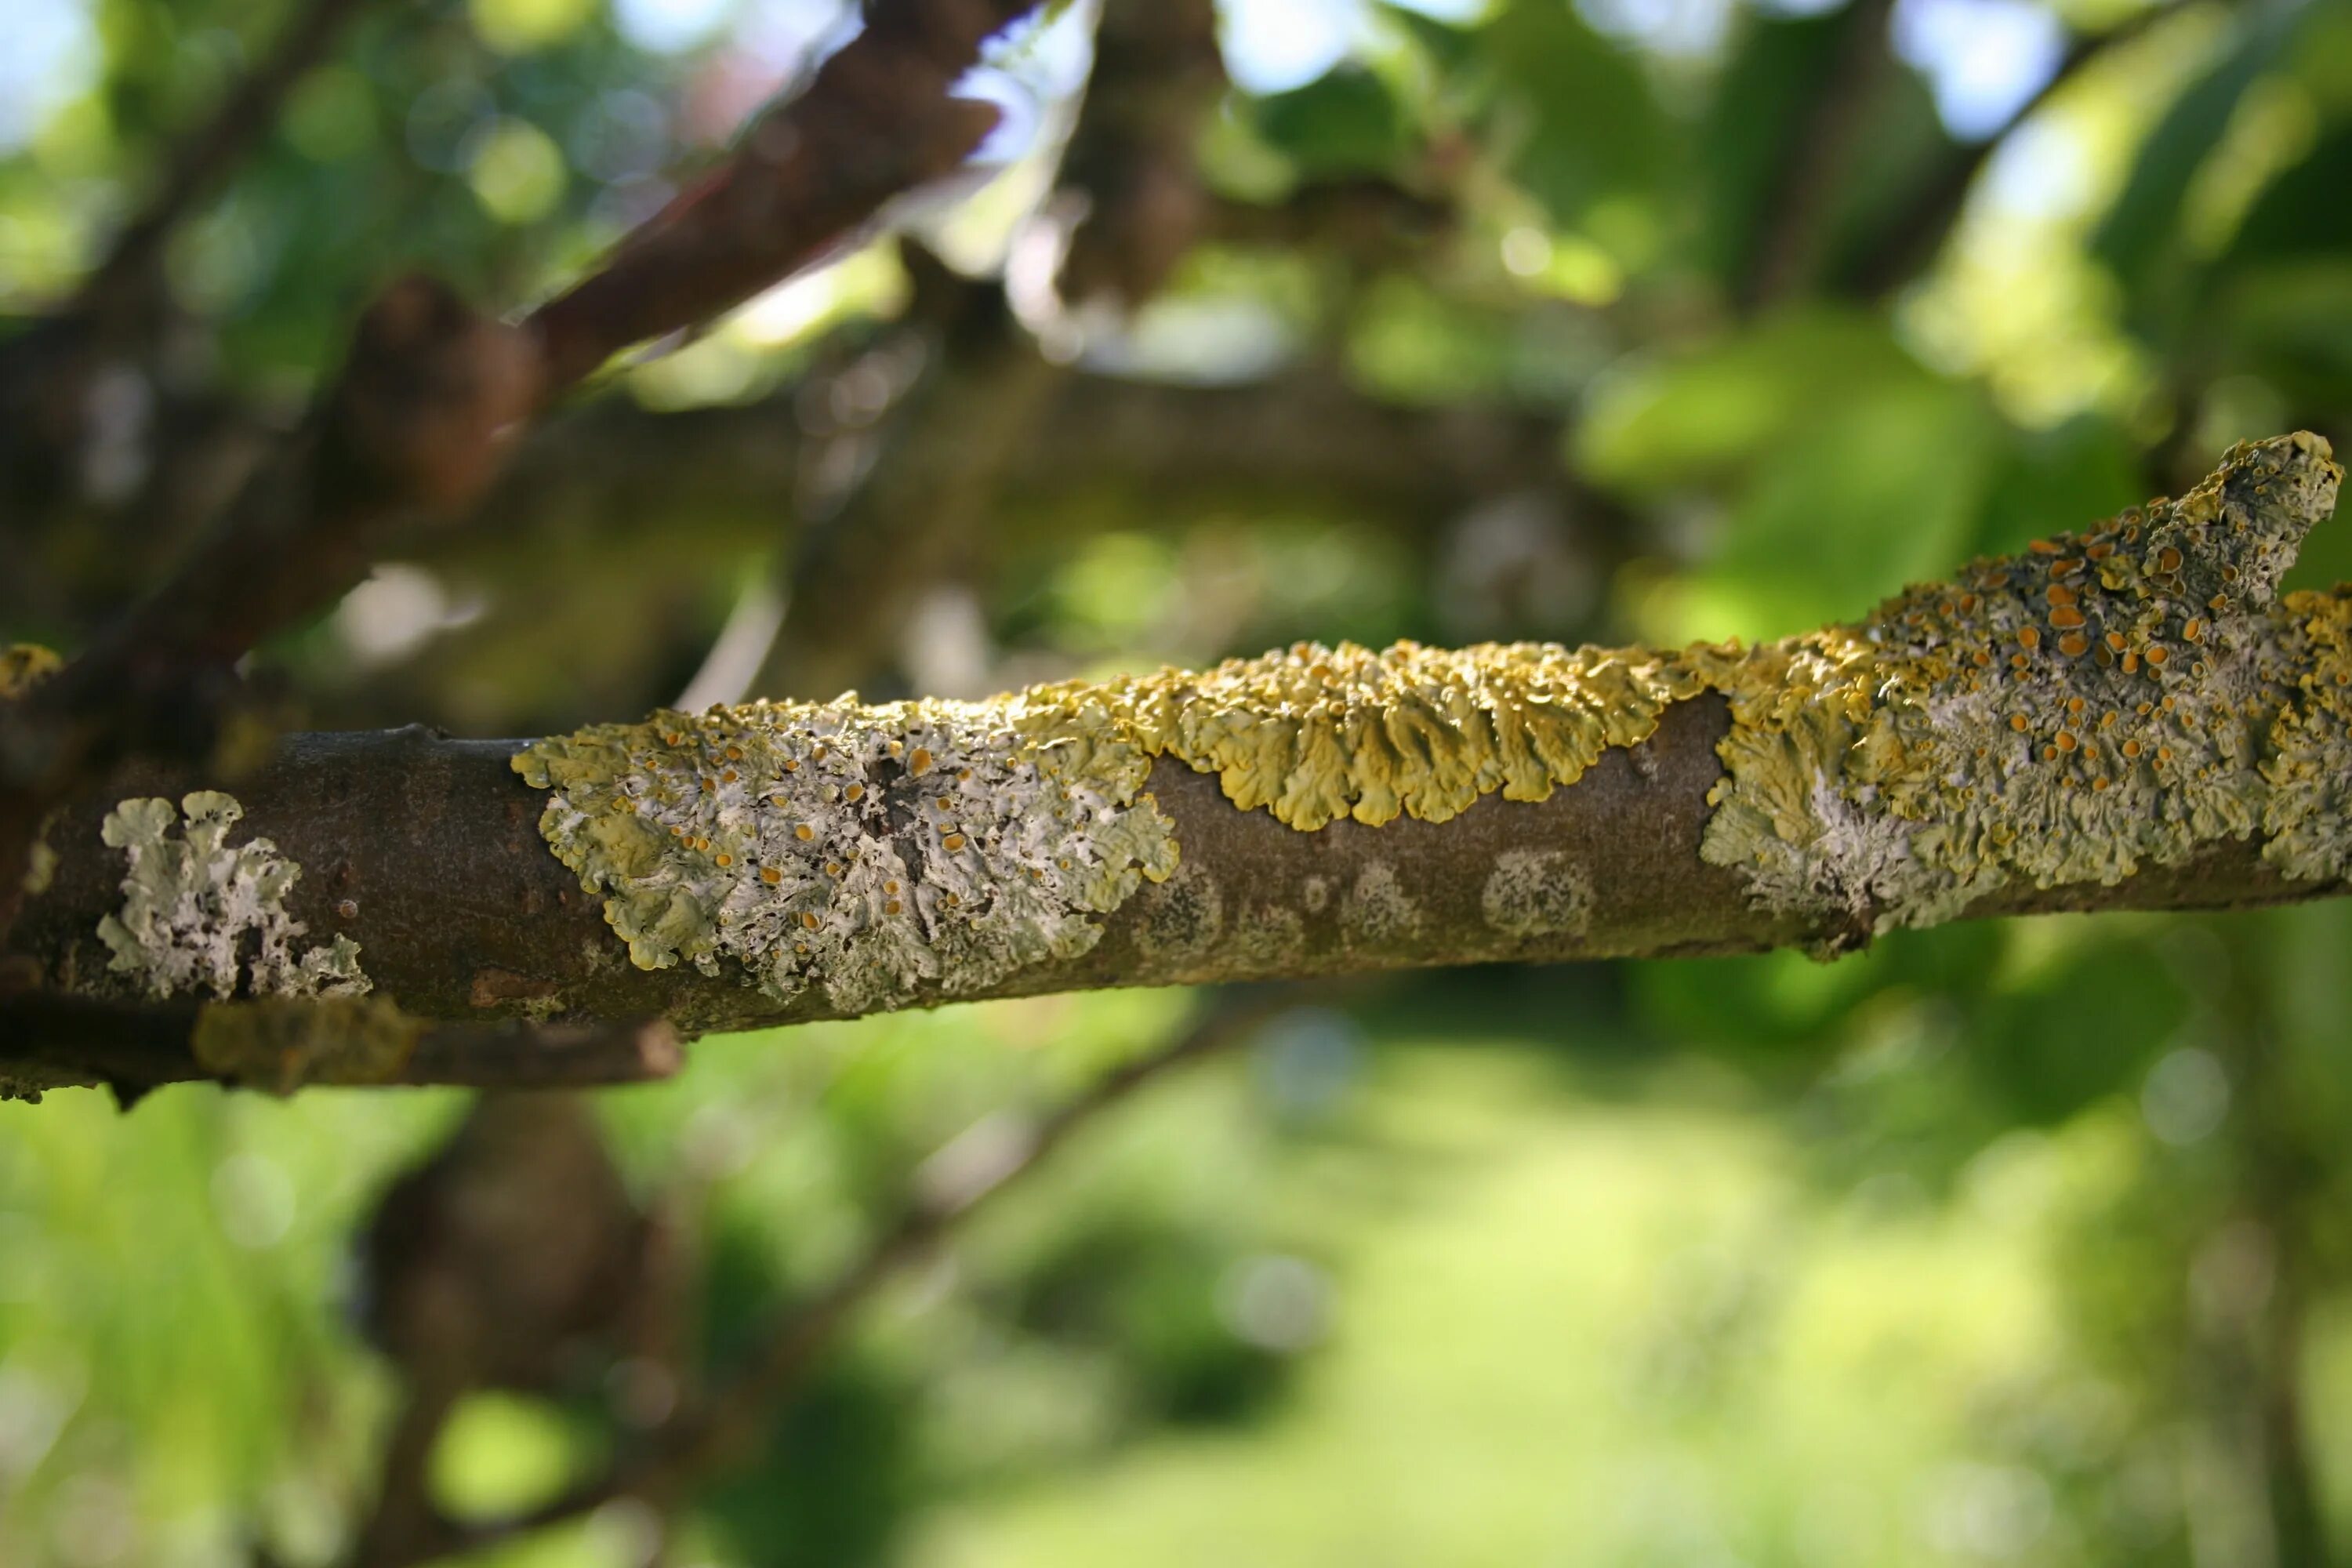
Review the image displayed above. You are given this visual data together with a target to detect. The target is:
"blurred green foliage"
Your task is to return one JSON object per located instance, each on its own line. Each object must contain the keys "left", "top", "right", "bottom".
{"left": 8, "top": 0, "right": 2352, "bottom": 1561}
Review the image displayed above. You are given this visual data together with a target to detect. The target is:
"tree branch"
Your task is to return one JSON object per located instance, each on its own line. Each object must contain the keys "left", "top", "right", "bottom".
{"left": 0, "top": 993, "right": 681, "bottom": 1102}
{"left": 5, "top": 437, "right": 2346, "bottom": 1081}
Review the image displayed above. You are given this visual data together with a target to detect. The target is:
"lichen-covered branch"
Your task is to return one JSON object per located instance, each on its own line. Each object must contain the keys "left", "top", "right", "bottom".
{"left": 3, "top": 437, "right": 2347, "bottom": 1091}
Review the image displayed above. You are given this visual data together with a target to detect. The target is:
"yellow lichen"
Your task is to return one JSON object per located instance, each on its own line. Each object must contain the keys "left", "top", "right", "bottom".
{"left": 1033, "top": 639, "right": 1713, "bottom": 829}
{"left": 2261, "top": 587, "right": 2352, "bottom": 881}
{"left": 0, "top": 644, "right": 63, "bottom": 700}
{"left": 1701, "top": 431, "right": 2345, "bottom": 938}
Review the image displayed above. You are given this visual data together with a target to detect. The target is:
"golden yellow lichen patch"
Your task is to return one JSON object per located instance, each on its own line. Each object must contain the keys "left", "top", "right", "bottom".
{"left": 1, "top": 644, "right": 63, "bottom": 700}
{"left": 1030, "top": 640, "right": 1715, "bottom": 829}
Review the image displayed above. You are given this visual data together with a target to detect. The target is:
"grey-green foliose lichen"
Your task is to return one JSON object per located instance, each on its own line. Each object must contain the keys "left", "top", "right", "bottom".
{"left": 513, "top": 696, "right": 1180, "bottom": 1014}
{"left": 97, "top": 792, "right": 371, "bottom": 1000}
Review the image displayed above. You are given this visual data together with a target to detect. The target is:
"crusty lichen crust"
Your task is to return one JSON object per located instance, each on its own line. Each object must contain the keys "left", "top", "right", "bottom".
{"left": 97, "top": 791, "right": 372, "bottom": 1000}
{"left": 519, "top": 434, "right": 2346, "bottom": 993}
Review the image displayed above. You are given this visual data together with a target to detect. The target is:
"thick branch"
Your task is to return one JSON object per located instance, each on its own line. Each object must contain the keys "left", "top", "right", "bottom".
{"left": 6, "top": 438, "right": 2344, "bottom": 1081}
{"left": 460, "top": 363, "right": 1571, "bottom": 564}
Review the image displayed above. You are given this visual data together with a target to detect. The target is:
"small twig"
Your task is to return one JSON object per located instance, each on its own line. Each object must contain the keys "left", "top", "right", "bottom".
{"left": 1053, "top": 0, "right": 1227, "bottom": 310}
{"left": 67, "top": 0, "right": 383, "bottom": 336}
{"left": 0, "top": 993, "right": 681, "bottom": 1100}
{"left": 526, "top": 0, "right": 1039, "bottom": 393}
{"left": 434, "top": 988, "right": 1296, "bottom": 1560}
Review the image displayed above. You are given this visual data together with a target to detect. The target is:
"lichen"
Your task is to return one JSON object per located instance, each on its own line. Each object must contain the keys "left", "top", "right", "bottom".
{"left": 1340, "top": 861, "right": 1422, "bottom": 948}
{"left": 517, "top": 435, "right": 2348, "bottom": 989}
{"left": 1701, "top": 431, "right": 2347, "bottom": 939}
{"left": 2262, "top": 588, "right": 2352, "bottom": 882}
{"left": 1480, "top": 849, "right": 1592, "bottom": 940}
{"left": 1131, "top": 862, "right": 1225, "bottom": 967}
{"left": 22, "top": 834, "right": 58, "bottom": 898}
{"left": 513, "top": 695, "right": 1180, "bottom": 1012}
{"left": 1232, "top": 902, "right": 1306, "bottom": 968}
{"left": 96, "top": 792, "right": 372, "bottom": 1000}
{"left": 191, "top": 996, "right": 422, "bottom": 1093}
{"left": 1040, "top": 639, "right": 1710, "bottom": 830}
{"left": 0, "top": 643, "right": 62, "bottom": 700}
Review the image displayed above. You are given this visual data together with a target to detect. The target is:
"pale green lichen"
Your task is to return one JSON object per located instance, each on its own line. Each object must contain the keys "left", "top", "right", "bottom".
{"left": 1480, "top": 849, "right": 1592, "bottom": 940}
{"left": 191, "top": 996, "right": 423, "bottom": 1094}
{"left": 514, "top": 696, "right": 1179, "bottom": 1012}
{"left": 1700, "top": 432, "right": 2347, "bottom": 938}
{"left": 96, "top": 792, "right": 372, "bottom": 1000}
{"left": 22, "top": 835, "right": 58, "bottom": 898}
{"left": 1130, "top": 862, "right": 1225, "bottom": 967}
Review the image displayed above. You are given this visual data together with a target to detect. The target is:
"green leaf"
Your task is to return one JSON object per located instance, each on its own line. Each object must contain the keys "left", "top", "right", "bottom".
{"left": 1575, "top": 307, "right": 1927, "bottom": 490}
{"left": 2092, "top": 9, "right": 2293, "bottom": 317}
{"left": 1478, "top": 0, "right": 1670, "bottom": 224}
{"left": 1248, "top": 67, "right": 1414, "bottom": 180}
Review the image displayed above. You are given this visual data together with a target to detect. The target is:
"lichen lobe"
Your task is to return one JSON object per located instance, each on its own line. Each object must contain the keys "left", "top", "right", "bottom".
{"left": 96, "top": 792, "right": 371, "bottom": 1001}
{"left": 1050, "top": 638, "right": 1709, "bottom": 831}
